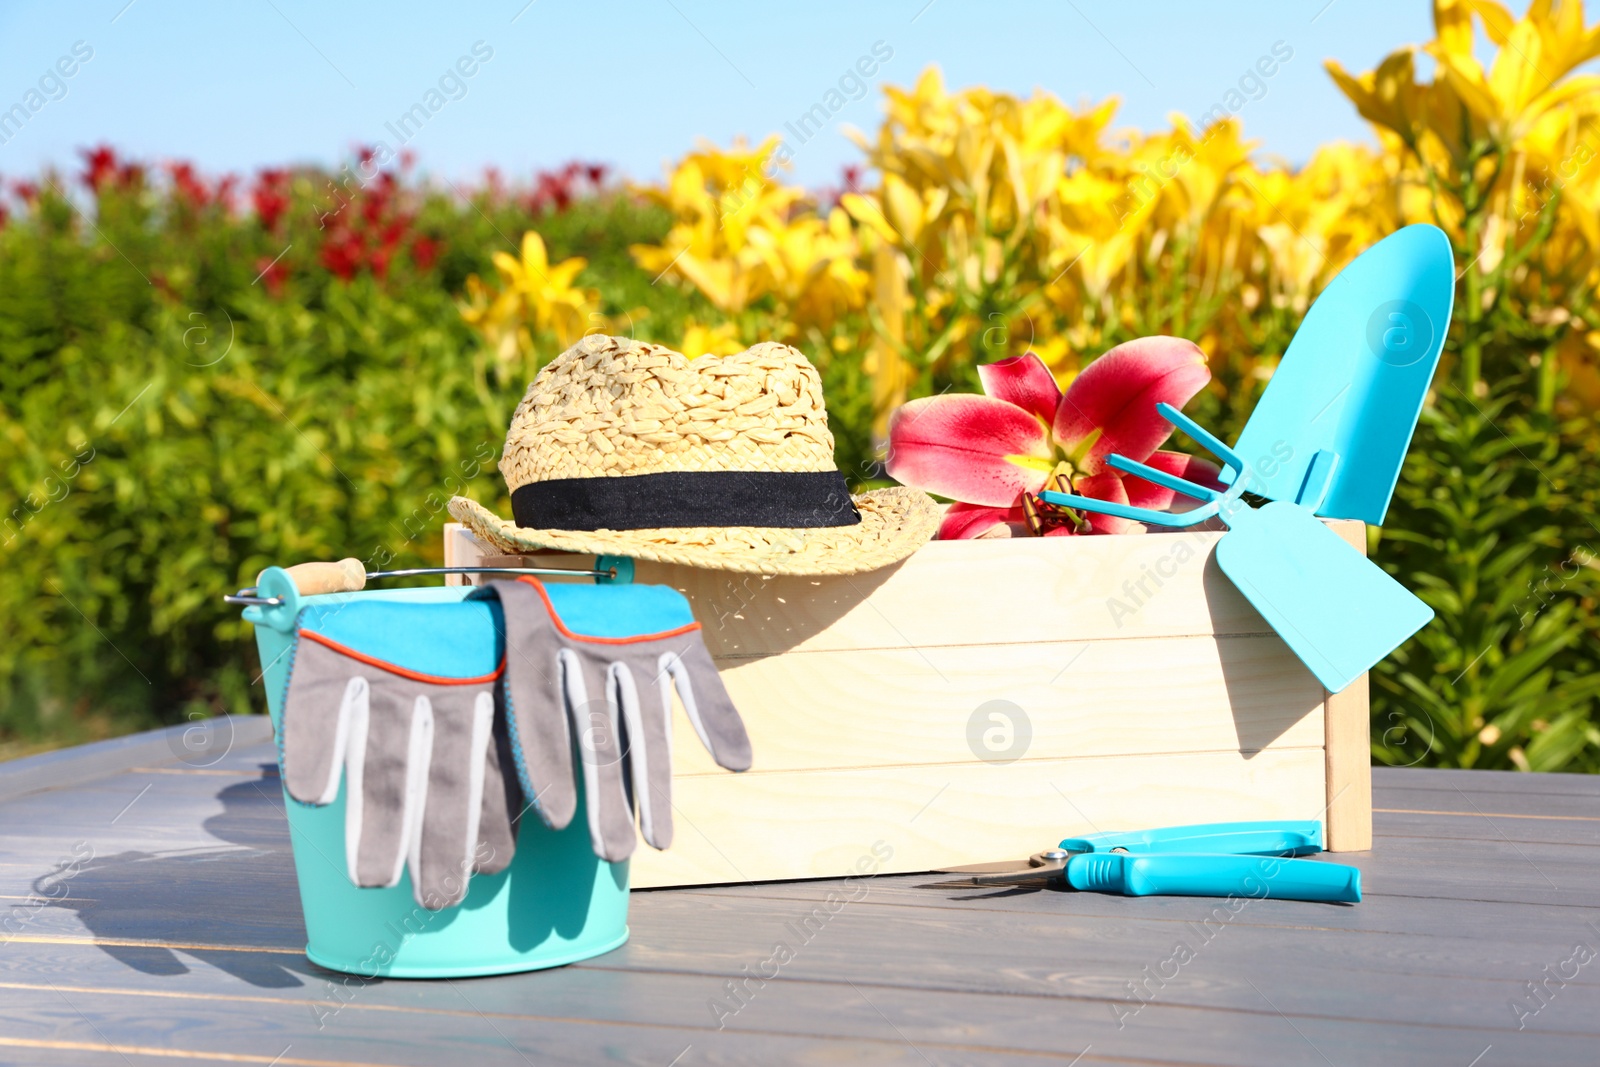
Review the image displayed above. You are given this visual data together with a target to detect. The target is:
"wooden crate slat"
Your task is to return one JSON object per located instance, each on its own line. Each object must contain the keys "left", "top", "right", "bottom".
{"left": 450, "top": 524, "right": 1375, "bottom": 651}
{"left": 631, "top": 747, "right": 1328, "bottom": 887}
{"left": 656, "top": 634, "right": 1326, "bottom": 776}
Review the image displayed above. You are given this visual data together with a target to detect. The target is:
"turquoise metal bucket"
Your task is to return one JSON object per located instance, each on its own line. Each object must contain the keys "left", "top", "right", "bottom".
{"left": 244, "top": 575, "right": 630, "bottom": 978}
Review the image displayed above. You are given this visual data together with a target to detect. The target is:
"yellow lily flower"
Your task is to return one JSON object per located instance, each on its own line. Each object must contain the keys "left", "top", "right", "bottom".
{"left": 460, "top": 231, "right": 600, "bottom": 362}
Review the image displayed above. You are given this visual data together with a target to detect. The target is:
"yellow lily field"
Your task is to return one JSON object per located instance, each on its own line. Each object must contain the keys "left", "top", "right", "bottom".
{"left": 461, "top": 0, "right": 1600, "bottom": 772}
{"left": 471, "top": 0, "right": 1600, "bottom": 432}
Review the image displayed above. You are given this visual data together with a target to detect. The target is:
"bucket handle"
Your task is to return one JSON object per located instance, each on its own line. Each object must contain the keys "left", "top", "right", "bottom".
{"left": 230, "top": 559, "right": 634, "bottom": 632}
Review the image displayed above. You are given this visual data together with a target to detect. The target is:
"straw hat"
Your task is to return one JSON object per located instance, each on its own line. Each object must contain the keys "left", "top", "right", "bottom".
{"left": 448, "top": 334, "right": 938, "bottom": 575}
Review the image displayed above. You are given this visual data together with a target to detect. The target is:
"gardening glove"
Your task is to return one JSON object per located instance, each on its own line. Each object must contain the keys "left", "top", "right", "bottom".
{"left": 479, "top": 578, "right": 752, "bottom": 862}
{"left": 278, "top": 628, "right": 522, "bottom": 911}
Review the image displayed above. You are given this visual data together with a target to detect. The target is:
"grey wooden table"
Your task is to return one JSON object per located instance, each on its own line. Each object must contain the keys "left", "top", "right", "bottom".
{"left": 0, "top": 720, "right": 1596, "bottom": 1066}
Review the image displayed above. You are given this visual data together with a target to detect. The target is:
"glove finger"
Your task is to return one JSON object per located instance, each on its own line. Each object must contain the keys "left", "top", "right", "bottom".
{"left": 351, "top": 678, "right": 431, "bottom": 890}
{"left": 475, "top": 691, "right": 522, "bottom": 877}
{"left": 280, "top": 638, "right": 361, "bottom": 805}
{"left": 411, "top": 690, "right": 494, "bottom": 910}
{"left": 615, "top": 656, "right": 674, "bottom": 850}
{"left": 663, "top": 638, "right": 753, "bottom": 772}
{"left": 492, "top": 580, "right": 577, "bottom": 831}
{"left": 561, "top": 648, "right": 636, "bottom": 862}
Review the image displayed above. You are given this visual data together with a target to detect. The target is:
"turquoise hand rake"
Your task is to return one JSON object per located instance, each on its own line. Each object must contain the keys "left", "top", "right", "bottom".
{"left": 1039, "top": 224, "right": 1454, "bottom": 693}
{"left": 1042, "top": 403, "right": 1432, "bottom": 694}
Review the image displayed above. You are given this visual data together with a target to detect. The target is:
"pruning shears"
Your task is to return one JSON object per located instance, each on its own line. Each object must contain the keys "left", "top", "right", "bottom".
{"left": 925, "top": 820, "right": 1362, "bottom": 903}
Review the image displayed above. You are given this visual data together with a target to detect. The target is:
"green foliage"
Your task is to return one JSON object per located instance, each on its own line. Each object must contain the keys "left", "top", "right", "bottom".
{"left": 1375, "top": 387, "right": 1600, "bottom": 771}
{"left": 0, "top": 166, "right": 684, "bottom": 747}
{"left": 2, "top": 154, "right": 1599, "bottom": 773}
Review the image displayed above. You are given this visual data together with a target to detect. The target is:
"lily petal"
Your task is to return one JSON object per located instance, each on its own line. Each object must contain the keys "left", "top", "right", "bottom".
{"left": 977, "top": 351, "right": 1063, "bottom": 426}
{"left": 938, "top": 502, "right": 1025, "bottom": 540}
{"left": 887, "top": 394, "right": 1050, "bottom": 507}
{"left": 1071, "top": 471, "right": 1142, "bottom": 535}
{"left": 1052, "top": 336, "right": 1212, "bottom": 473}
{"left": 1123, "top": 450, "right": 1226, "bottom": 513}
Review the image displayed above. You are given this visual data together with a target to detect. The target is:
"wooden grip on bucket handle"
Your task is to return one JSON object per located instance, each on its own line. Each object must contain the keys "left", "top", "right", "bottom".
{"left": 259, "top": 558, "right": 367, "bottom": 596}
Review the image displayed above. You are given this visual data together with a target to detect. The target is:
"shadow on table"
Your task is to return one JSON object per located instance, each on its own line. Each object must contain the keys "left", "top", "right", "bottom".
{"left": 1204, "top": 552, "right": 1324, "bottom": 759}
{"left": 34, "top": 766, "right": 318, "bottom": 989}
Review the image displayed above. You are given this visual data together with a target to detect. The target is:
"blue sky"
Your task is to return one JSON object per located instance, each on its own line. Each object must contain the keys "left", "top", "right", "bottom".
{"left": 0, "top": 1, "right": 1438, "bottom": 190}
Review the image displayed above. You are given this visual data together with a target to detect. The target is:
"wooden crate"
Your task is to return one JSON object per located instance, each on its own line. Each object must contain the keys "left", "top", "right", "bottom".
{"left": 443, "top": 520, "right": 1373, "bottom": 887}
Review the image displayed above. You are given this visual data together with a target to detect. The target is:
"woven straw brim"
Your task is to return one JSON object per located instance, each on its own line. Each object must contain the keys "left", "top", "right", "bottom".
{"left": 447, "top": 486, "right": 939, "bottom": 576}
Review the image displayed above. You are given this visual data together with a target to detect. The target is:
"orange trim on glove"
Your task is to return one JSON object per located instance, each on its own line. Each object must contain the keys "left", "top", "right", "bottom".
{"left": 515, "top": 576, "right": 703, "bottom": 645}
{"left": 296, "top": 628, "right": 506, "bottom": 685}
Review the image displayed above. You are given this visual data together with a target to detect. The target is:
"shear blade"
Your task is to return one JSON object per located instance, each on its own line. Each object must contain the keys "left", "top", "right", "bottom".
{"left": 921, "top": 855, "right": 1066, "bottom": 890}
{"left": 919, "top": 872, "right": 1057, "bottom": 891}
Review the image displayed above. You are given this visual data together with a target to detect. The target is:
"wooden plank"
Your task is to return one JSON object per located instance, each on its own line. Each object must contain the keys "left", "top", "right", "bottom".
{"left": 1322, "top": 836, "right": 1600, "bottom": 906}
{"left": 631, "top": 747, "right": 1326, "bottom": 887}
{"left": 440, "top": 517, "right": 466, "bottom": 583}
{"left": 1376, "top": 766, "right": 1600, "bottom": 798}
{"left": 667, "top": 635, "right": 1324, "bottom": 775}
{"left": 3, "top": 966, "right": 1593, "bottom": 1067}
{"left": 5, "top": 832, "right": 1600, "bottom": 1064}
{"left": 13, "top": 873, "right": 1596, "bottom": 993}
{"left": 614, "top": 890, "right": 1600, "bottom": 1007}
{"left": 1322, "top": 518, "right": 1373, "bottom": 853}
{"left": 0, "top": 762, "right": 1597, "bottom": 1065}
{"left": 1375, "top": 810, "right": 1600, "bottom": 848}
{"left": 0, "top": 986, "right": 1067, "bottom": 1067}
{"left": 450, "top": 521, "right": 1368, "bottom": 652}
{"left": 1324, "top": 672, "right": 1372, "bottom": 851}
{"left": 1, "top": 932, "right": 1598, "bottom": 1067}
{"left": 672, "top": 872, "right": 1600, "bottom": 948}
{"left": 0, "top": 717, "right": 271, "bottom": 804}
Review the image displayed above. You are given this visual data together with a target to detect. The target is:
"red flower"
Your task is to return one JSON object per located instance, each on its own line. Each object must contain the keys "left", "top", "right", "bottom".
{"left": 168, "top": 161, "right": 232, "bottom": 211}
{"left": 410, "top": 235, "right": 442, "bottom": 270}
{"left": 312, "top": 155, "right": 418, "bottom": 282}
{"left": 886, "top": 338, "right": 1221, "bottom": 538}
{"left": 81, "top": 145, "right": 117, "bottom": 192}
{"left": 254, "top": 254, "right": 288, "bottom": 297}
{"left": 368, "top": 246, "right": 393, "bottom": 279}
{"left": 78, "top": 145, "right": 145, "bottom": 194}
{"left": 252, "top": 169, "right": 291, "bottom": 232}
{"left": 533, "top": 169, "right": 573, "bottom": 212}
{"left": 320, "top": 233, "right": 364, "bottom": 280}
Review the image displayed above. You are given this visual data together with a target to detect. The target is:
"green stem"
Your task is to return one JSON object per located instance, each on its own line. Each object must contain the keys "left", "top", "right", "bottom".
{"left": 1538, "top": 342, "right": 1558, "bottom": 414}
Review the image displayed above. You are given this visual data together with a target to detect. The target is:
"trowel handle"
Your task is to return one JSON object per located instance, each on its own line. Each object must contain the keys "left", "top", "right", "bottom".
{"left": 259, "top": 558, "right": 367, "bottom": 596}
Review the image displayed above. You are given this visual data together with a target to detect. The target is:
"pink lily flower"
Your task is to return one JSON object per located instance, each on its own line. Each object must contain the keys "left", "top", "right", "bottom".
{"left": 886, "top": 337, "right": 1222, "bottom": 539}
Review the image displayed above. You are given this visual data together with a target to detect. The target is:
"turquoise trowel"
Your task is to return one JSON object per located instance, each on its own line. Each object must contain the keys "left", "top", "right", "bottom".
{"left": 1222, "top": 223, "right": 1455, "bottom": 523}
{"left": 1040, "top": 224, "right": 1455, "bottom": 693}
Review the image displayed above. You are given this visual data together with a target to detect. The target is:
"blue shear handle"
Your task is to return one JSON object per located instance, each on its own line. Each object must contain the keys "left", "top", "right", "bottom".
{"left": 1065, "top": 853, "right": 1361, "bottom": 903}
{"left": 1060, "top": 820, "right": 1324, "bottom": 857}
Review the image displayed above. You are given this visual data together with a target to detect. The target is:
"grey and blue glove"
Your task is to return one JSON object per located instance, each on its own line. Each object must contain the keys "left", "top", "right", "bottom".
{"left": 278, "top": 599, "right": 521, "bottom": 910}
{"left": 479, "top": 578, "right": 752, "bottom": 863}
